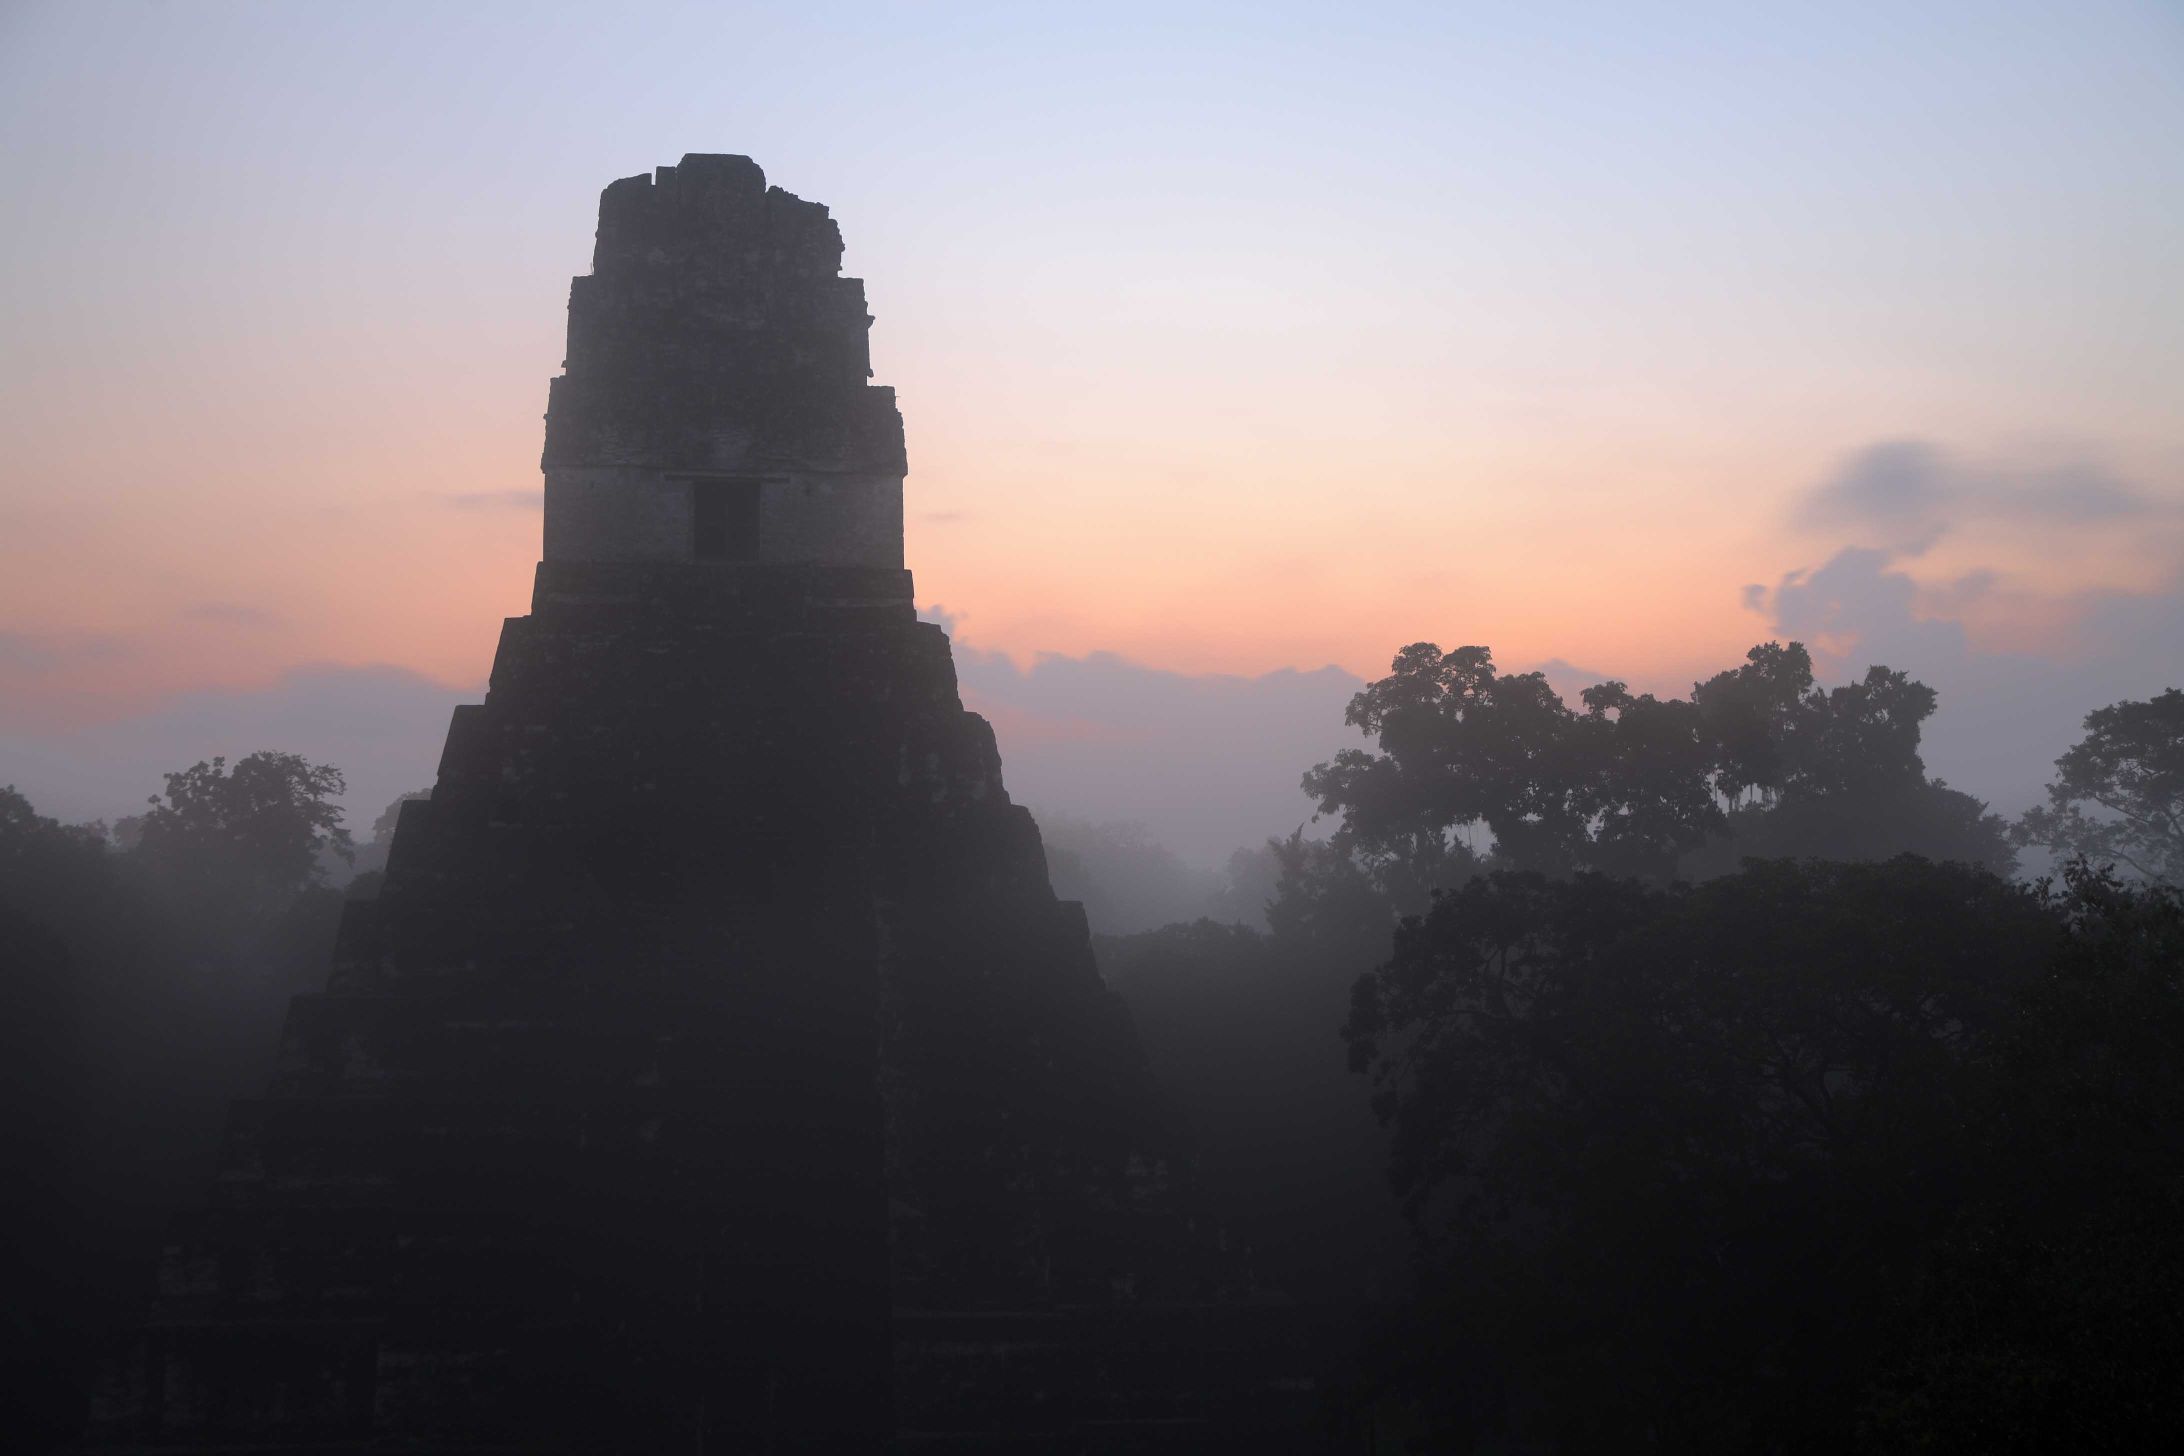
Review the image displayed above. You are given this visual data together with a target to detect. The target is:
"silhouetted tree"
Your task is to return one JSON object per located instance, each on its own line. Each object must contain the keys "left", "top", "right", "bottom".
{"left": 1, "top": 784, "right": 116, "bottom": 916}
{"left": 1300, "top": 644, "right": 1576, "bottom": 892}
{"left": 1688, "top": 639, "right": 1814, "bottom": 801}
{"left": 2012, "top": 687, "right": 2183, "bottom": 884}
{"left": 134, "top": 752, "right": 351, "bottom": 922}
{"left": 1691, "top": 644, "right": 1937, "bottom": 799}
{"left": 1572, "top": 679, "right": 1724, "bottom": 879}
{"left": 1306, "top": 640, "right": 2013, "bottom": 896}
{"left": 1686, "top": 645, "right": 2013, "bottom": 874}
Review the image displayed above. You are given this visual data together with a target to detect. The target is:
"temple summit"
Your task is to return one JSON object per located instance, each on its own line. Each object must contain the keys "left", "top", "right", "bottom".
{"left": 86, "top": 156, "right": 1331, "bottom": 1454}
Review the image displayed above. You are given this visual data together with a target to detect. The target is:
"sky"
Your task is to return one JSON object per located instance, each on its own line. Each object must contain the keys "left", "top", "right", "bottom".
{"left": 2, "top": 0, "right": 2180, "bottom": 854}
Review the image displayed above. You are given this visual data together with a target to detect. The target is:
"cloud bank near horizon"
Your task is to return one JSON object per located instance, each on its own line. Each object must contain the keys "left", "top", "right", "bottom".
{"left": 0, "top": 664, "right": 471, "bottom": 834}
{"left": 6, "top": 430, "right": 2178, "bottom": 869}
{"left": 0, "top": 608, "right": 2171, "bottom": 873}
{"left": 1748, "top": 436, "right": 2184, "bottom": 818}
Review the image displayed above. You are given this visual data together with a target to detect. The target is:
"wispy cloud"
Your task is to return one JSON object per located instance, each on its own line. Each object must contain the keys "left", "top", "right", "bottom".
{"left": 1747, "top": 435, "right": 2184, "bottom": 815}
{"left": 1747, "top": 544, "right": 2184, "bottom": 815}
{"left": 0, "top": 662, "right": 472, "bottom": 826}
{"left": 1796, "top": 439, "right": 2157, "bottom": 553}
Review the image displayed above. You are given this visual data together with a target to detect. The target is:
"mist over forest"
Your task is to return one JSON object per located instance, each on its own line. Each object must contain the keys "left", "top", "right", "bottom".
{"left": 7, "top": 619, "right": 2181, "bottom": 1449}
{"left": 6, "top": 3, "right": 2183, "bottom": 1449}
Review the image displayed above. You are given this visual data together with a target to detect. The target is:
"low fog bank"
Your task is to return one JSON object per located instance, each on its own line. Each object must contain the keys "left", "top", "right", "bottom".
{"left": 0, "top": 664, "right": 470, "bottom": 834}
{"left": 1033, "top": 812, "right": 1283, "bottom": 934}
{"left": 929, "top": 610, "right": 1365, "bottom": 866}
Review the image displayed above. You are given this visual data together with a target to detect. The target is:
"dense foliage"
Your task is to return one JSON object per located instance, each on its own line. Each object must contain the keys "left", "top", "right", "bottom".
{"left": 1106, "top": 641, "right": 2023, "bottom": 1314}
{"left": 2013, "top": 687, "right": 2183, "bottom": 885}
{"left": 6, "top": 658, "right": 2179, "bottom": 1451}
{"left": 1345, "top": 861, "right": 2184, "bottom": 1452}
{"left": 1302, "top": 640, "right": 2014, "bottom": 901}
{"left": 0, "top": 763, "right": 358, "bottom": 1443}
{"left": 135, "top": 752, "right": 352, "bottom": 920}
{"left": 1098, "top": 653, "right": 2175, "bottom": 1449}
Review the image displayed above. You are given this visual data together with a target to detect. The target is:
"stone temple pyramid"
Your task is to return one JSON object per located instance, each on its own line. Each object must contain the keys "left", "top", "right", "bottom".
{"left": 86, "top": 156, "right": 1336, "bottom": 1454}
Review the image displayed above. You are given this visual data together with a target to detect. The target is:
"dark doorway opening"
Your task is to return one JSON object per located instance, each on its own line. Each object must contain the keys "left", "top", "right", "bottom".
{"left": 692, "top": 479, "right": 760, "bottom": 560}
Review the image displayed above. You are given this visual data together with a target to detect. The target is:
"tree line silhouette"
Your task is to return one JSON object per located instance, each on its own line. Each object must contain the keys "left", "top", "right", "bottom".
{"left": 2, "top": 642, "right": 2179, "bottom": 1451}
{"left": 1102, "top": 642, "right": 2179, "bottom": 1451}
{"left": 1, "top": 753, "right": 363, "bottom": 1446}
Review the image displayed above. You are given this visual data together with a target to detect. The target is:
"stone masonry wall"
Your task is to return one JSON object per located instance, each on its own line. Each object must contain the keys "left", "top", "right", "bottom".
{"left": 541, "top": 154, "right": 906, "bottom": 566}
{"left": 88, "top": 565, "right": 1213, "bottom": 1453}
{"left": 544, "top": 466, "right": 902, "bottom": 567}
